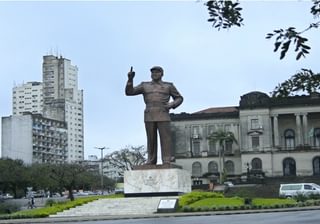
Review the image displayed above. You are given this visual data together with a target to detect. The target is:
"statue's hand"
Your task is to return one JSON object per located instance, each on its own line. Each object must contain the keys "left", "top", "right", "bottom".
{"left": 128, "top": 67, "right": 135, "bottom": 80}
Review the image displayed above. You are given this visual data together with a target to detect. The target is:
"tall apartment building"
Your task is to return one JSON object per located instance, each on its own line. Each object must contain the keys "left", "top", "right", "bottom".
{"left": 2, "top": 113, "right": 67, "bottom": 164}
{"left": 1, "top": 55, "right": 84, "bottom": 164}
{"left": 12, "top": 81, "right": 43, "bottom": 115}
{"left": 42, "top": 55, "right": 84, "bottom": 163}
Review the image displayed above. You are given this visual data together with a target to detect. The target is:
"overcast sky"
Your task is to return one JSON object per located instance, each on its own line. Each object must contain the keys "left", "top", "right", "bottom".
{"left": 1, "top": 1, "right": 319, "bottom": 159}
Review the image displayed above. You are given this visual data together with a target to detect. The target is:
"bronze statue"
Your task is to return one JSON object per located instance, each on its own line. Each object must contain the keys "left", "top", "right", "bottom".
{"left": 125, "top": 66, "right": 183, "bottom": 165}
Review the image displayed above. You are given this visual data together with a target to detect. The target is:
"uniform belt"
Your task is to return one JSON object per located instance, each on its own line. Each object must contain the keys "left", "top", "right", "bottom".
{"left": 146, "top": 102, "right": 166, "bottom": 107}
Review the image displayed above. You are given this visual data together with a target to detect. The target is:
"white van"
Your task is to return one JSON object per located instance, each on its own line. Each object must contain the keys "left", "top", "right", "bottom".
{"left": 279, "top": 183, "right": 320, "bottom": 198}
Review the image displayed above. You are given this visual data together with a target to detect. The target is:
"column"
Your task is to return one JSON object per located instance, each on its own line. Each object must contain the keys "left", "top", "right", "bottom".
{"left": 273, "top": 115, "right": 279, "bottom": 147}
{"left": 302, "top": 113, "right": 308, "bottom": 145}
{"left": 295, "top": 113, "right": 302, "bottom": 146}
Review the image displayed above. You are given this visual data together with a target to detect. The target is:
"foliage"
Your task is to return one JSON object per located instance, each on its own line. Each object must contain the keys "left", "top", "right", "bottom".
{"left": 206, "top": 0, "right": 243, "bottom": 30}
{"left": 189, "top": 197, "right": 243, "bottom": 208}
{"left": 208, "top": 130, "right": 238, "bottom": 182}
{"left": 0, "top": 194, "right": 123, "bottom": 220}
{"left": 0, "top": 203, "right": 19, "bottom": 214}
{"left": 252, "top": 198, "right": 297, "bottom": 206}
{"left": 0, "top": 158, "right": 28, "bottom": 198}
{"left": 49, "top": 163, "right": 87, "bottom": 201}
{"left": 271, "top": 69, "right": 320, "bottom": 97}
{"left": 179, "top": 191, "right": 224, "bottom": 207}
{"left": 0, "top": 158, "right": 114, "bottom": 200}
{"left": 104, "top": 145, "right": 146, "bottom": 177}
{"left": 205, "top": 0, "right": 320, "bottom": 60}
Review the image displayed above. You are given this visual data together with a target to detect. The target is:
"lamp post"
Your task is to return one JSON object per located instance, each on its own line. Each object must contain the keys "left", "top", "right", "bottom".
{"left": 95, "top": 146, "right": 106, "bottom": 194}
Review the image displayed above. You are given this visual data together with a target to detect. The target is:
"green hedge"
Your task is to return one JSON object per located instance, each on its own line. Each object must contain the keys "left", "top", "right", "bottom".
{"left": 179, "top": 191, "right": 224, "bottom": 207}
{"left": 0, "top": 194, "right": 124, "bottom": 220}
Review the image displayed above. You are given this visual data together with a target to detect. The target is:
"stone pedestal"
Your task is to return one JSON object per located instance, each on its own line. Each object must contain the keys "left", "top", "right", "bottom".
{"left": 124, "top": 168, "right": 191, "bottom": 197}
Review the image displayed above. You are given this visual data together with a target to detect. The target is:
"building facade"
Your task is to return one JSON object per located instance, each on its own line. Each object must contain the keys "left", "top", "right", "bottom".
{"left": 2, "top": 113, "right": 67, "bottom": 164}
{"left": 1, "top": 55, "right": 84, "bottom": 164}
{"left": 42, "top": 55, "right": 84, "bottom": 163}
{"left": 171, "top": 91, "right": 320, "bottom": 185}
{"left": 12, "top": 81, "right": 43, "bottom": 115}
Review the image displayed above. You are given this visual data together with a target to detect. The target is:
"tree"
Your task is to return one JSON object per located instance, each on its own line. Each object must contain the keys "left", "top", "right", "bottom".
{"left": 0, "top": 158, "right": 28, "bottom": 198}
{"left": 205, "top": 0, "right": 320, "bottom": 60}
{"left": 49, "top": 163, "right": 86, "bottom": 201}
{"left": 208, "top": 130, "right": 238, "bottom": 184}
{"left": 271, "top": 69, "right": 320, "bottom": 97}
{"left": 104, "top": 145, "right": 146, "bottom": 178}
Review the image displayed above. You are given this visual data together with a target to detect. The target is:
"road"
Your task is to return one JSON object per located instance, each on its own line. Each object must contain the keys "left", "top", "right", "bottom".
{"left": 54, "top": 210, "right": 320, "bottom": 224}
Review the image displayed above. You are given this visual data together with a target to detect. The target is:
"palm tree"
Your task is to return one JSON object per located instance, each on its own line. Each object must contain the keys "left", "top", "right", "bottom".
{"left": 208, "top": 130, "right": 238, "bottom": 184}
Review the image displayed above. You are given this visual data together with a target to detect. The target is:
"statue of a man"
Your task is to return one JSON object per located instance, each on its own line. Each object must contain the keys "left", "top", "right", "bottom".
{"left": 125, "top": 66, "right": 183, "bottom": 165}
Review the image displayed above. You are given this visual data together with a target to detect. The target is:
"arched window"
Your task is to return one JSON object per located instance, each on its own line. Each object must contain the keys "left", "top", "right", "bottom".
{"left": 208, "top": 161, "right": 218, "bottom": 173}
{"left": 313, "top": 157, "right": 320, "bottom": 176}
{"left": 284, "top": 129, "right": 295, "bottom": 149}
{"left": 225, "top": 160, "right": 235, "bottom": 175}
{"left": 283, "top": 157, "right": 296, "bottom": 176}
{"left": 314, "top": 128, "right": 320, "bottom": 148}
{"left": 192, "top": 162, "right": 202, "bottom": 177}
{"left": 251, "top": 158, "right": 262, "bottom": 171}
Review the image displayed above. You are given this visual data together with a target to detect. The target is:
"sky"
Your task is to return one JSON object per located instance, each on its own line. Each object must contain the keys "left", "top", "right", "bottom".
{"left": 1, "top": 1, "right": 320, "bottom": 159}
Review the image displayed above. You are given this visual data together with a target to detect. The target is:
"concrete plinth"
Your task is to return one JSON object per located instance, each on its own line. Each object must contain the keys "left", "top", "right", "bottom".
{"left": 124, "top": 168, "right": 191, "bottom": 197}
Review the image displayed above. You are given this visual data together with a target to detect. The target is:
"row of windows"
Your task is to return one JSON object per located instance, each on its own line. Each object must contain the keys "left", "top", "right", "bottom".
{"left": 191, "top": 157, "right": 320, "bottom": 177}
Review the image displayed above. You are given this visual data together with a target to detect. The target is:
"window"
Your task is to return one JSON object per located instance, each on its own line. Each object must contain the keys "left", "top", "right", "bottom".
{"left": 208, "top": 140, "right": 217, "bottom": 155}
{"left": 304, "top": 184, "right": 313, "bottom": 190}
{"left": 224, "top": 124, "right": 231, "bottom": 132}
{"left": 283, "top": 158, "right": 296, "bottom": 176}
{"left": 208, "top": 125, "right": 216, "bottom": 135}
{"left": 314, "top": 128, "right": 320, "bottom": 147}
{"left": 208, "top": 161, "right": 218, "bottom": 173}
{"left": 251, "top": 119, "right": 259, "bottom": 129}
{"left": 192, "top": 141, "right": 200, "bottom": 156}
{"left": 192, "top": 162, "right": 202, "bottom": 177}
{"left": 251, "top": 158, "right": 262, "bottom": 171}
{"left": 252, "top": 136, "right": 260, "bottom": 149}
{"left": 313, "top": 157, "right": 320, "bottom": 176}
{"left": 192, "top": 126, "right": 200, "bottom": 138}
{"left": 225, "top": 160, "right": 235, "bottom": 175}
{"left": 284, "top": 129, "right": 295, "bottom": 149}
{"left": 225, "top": 140, "right": 233, "bottom": 154}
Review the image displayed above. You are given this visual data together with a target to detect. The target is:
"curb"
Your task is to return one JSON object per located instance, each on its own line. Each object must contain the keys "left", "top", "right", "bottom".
{"left": 1, "top": 206, "right": 320, "bottom": 224}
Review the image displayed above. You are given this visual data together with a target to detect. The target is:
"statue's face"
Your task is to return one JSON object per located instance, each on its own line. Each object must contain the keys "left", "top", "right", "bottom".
{"left": 151, "top": 70, "right": 163, "bottom": 81}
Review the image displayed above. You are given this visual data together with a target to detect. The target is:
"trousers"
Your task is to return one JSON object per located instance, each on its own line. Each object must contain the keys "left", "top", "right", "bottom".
{"left": 145, "top": 121, "right": 172, "bottom": 164}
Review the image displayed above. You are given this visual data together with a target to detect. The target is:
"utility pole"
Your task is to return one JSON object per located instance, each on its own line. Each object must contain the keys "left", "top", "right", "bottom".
{"left": 95, "top": 146, "right": 106, "bottom": 194}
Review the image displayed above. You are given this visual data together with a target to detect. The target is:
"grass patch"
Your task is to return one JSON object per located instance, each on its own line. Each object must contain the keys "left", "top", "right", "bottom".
{"left": 189, "top": 197, "right": 244, "bottom": 208}
{"left": 179, "top": 191, "right": 224, "bottom": 207}
{"left": 252, "top": 198, "right": 297, "bottom": 206}
{"left": 0, "top": 194, "right": 124, "bottom": 220}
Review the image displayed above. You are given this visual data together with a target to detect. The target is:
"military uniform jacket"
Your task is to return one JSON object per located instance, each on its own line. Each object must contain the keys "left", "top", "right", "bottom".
{"left": 126, "top": 80, "right": 183, "bottom": 122}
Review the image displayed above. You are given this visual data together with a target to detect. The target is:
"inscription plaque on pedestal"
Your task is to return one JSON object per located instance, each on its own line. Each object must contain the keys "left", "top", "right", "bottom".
{"left": 124, "top": 168, "right": 191, "bottom": 197}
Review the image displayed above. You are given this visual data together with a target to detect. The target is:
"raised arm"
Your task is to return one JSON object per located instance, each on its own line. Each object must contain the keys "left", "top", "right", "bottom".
{"left": 125, "top": 66, "right": 143, "bottom": 96}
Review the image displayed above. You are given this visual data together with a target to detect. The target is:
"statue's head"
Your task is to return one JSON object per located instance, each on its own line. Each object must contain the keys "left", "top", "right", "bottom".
{"left": 150, "top": 66, "right": 163, "bottom": 81}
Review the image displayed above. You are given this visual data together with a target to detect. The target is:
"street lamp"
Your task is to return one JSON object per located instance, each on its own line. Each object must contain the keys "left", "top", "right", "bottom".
{"left": 95, "top": 146, "right": 107, "bottom": 194}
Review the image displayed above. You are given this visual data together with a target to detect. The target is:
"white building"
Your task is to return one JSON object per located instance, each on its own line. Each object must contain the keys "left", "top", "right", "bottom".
{"left": 42, "top": 55, "right": 84, "bottom": 163}
{"left": 12, "top": 81, "right": 43, "bottom": 115}
{"left": 2, "top": 113, "right": 67, "bottom": 164}
{"left": 171, "top": 91, "right": 320, "bottom": 186}
{"left": 1, "top": 55, "right": 84, "bottom": 164}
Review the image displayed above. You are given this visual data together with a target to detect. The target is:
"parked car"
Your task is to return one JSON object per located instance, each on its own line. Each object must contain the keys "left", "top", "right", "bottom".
{"left": 279, "top": 183, "right": 320, "bottom": 198}
{"left": 0, "top": 193, "right": 13, "bottom": 199}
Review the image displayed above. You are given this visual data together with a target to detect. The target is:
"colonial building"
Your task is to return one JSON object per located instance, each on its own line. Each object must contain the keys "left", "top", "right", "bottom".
{"left": 171, "top": 91, "right": 320, "bottom": 185}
